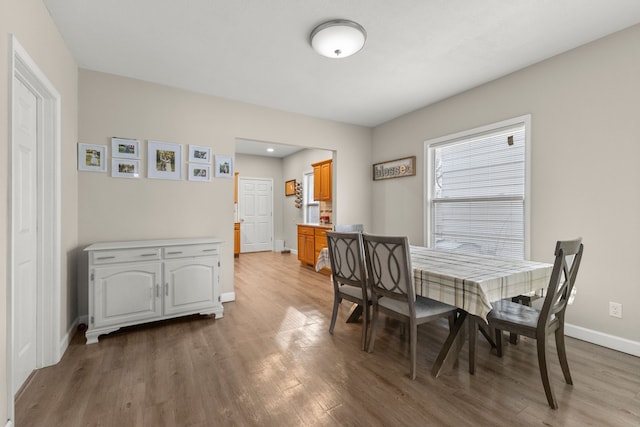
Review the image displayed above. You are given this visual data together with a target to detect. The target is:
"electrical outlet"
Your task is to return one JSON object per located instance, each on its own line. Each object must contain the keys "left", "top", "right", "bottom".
{"left": 609, "top": 301, "right": 622, "bottom": 318}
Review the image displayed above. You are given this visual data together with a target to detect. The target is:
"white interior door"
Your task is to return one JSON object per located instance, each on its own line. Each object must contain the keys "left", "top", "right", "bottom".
{"left": 239, "top": 177, "right": 273, "bottom": 252}
{"left": 12, "top": 76, "right": 39, "bottom": 393}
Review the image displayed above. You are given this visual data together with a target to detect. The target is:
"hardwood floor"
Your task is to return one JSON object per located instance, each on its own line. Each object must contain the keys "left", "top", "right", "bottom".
{"left": 16, "top": 251, "right": 640, "bottom": 426}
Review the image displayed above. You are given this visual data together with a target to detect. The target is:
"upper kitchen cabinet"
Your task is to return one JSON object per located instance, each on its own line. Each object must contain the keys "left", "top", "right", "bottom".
{"left": 312, "top": 159, "right": 332, "bottom": 202}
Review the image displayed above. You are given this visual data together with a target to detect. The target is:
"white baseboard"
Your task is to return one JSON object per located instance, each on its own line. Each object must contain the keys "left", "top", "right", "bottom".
{"left": 78, "top": 314, "right": 88, "bottom": 326}
{"left": 565, "top": 323, "right": 640, "bottom": 357}
{"left": 221, "top": 291, "right": 236, "bottom": 303}
{"left": 57, "top": 318, "right": 79, "bottom": 362}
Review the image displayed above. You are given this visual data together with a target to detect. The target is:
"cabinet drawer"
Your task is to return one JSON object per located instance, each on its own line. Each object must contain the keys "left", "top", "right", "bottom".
{"left": 163, "top": 244, "right": 219, "bottom": 259}
{"left": 298, "top": 226, "right": 314, "bottom": 236}
{"left": 91, "top": 248, "right": 161, "bottom": 265}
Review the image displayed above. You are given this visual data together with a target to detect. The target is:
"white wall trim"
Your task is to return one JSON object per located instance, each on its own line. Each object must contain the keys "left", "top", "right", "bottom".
{"left": 78, "top": 315, "right": 89, "bottom": 326}
{"left": 58, "top": 319, "right": 79, "bottom": 357}
{"left": 221, "top": 292, "right": 236, "bottom": 303}
{"left": 565, "top": 323, "right": 640, "bottom": 357}
{"left": 8, "top": 34, "right": 63, "bottom": 423}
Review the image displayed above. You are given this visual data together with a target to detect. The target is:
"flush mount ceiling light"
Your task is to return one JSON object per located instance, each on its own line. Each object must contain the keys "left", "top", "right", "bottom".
{"left": 310, "top": 19, "right": 366, "bottom": 59}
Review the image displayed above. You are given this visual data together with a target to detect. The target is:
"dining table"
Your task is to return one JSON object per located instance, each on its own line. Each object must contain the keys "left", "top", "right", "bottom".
{"left": 316, "top": 245, "right": 552, "bottom": 377}
{"left": 409, "top": 245, "right": 552, "bottom": 376}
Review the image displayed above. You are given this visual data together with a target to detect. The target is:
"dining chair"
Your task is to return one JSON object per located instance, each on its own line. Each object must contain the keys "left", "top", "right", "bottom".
{"left": 469, "top": 238, "right": 584, "bottom": 409}
{"left": 326, "top": 231, "right": 371, "bottom": 350}
{"left": 334, "top": 224, "right": 364, "bottom": 232}
{"left": 362, "top": 234, "right": 457, "bottom": 380}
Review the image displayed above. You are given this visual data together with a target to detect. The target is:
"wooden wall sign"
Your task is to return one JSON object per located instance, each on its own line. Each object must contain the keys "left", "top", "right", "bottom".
{"left": 372, "top": 156, "right": 416, "bottom": 181}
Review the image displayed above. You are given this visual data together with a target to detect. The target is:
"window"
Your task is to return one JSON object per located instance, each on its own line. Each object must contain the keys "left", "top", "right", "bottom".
{"left": 425, "top": 115, "right": 530, "bottom": 259}
{"left": 304, "top": 171, "right": 319, "bottom": 224}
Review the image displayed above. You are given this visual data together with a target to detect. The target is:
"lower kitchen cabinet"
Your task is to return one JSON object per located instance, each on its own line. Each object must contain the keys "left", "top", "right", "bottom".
{"left": 297, "top": 224, "right": 331, "bottom": 270}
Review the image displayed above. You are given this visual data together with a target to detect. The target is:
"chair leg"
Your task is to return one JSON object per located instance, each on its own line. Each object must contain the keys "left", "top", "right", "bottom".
{"left": 409, "top": 319, "right": 417, "bottom": 380}
{"left": 495, "top": 328, "right": 504, "bottom": 357}
{"left": 360, "top": 303, "right": 369, "bottom": 351}
{"left": 367, "top": 305, "right": 379, "bottom": 353}
{"left": 555, "top": 326, "right": 573, "bottom": 385}
{"left": 537, "top": 336, "right": 558, "bottom": 409}
{"left": 468, "top": 317, "right": 477, "bottom": 374}
{"left": 329, "top": 294, "right": 340, "bottom": 334}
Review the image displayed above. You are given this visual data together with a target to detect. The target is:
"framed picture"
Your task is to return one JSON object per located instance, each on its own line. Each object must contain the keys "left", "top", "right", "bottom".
{"left": 112, "top": 159, "right": 140, "bottom": 178}
{"left": 111, "top": 137, "right": 140, "bottom": 159}
{"left": 372, "top": 156, "right": 416, "bottom": 181}
{"left": 214, "top": 155, "right": 233, "bottom": 179}
{"left": 78, "top": 143, "right": 107, "bottom": 172}
{"left": 285, "top": 179, "right": 296, "bottom": 196}
{"left": 188, "top": 164, "right": 211, "bottom": 182}
{"left": 188, "top": 145, "right": 212, "bottom": 164}
{"left": 147, "top": 140, "right": 182, "bottom": 180}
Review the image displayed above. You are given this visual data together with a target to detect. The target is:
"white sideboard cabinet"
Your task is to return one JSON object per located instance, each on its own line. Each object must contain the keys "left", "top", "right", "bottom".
{"left": 84, "top": 238, "right": 224, "bottom": 344}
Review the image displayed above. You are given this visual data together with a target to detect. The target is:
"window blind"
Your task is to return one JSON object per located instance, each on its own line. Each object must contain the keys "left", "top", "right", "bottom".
{"left": 431, "top": 124, "right": 526, "bottom": 259}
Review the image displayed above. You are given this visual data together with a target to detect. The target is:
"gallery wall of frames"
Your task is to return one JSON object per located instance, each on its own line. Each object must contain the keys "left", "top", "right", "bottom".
{"left": 77, "top": 137, "right": 233, "bottom": 181}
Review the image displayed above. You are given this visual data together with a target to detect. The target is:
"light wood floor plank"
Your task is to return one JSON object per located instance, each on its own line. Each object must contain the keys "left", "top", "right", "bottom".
{"left": 15, "top": 251, "right": 640, "bottom": 426}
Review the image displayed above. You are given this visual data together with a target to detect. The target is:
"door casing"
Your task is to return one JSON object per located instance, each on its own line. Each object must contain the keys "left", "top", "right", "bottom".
{"left": 8, "top": 35, "right": 62, "bottom": 418}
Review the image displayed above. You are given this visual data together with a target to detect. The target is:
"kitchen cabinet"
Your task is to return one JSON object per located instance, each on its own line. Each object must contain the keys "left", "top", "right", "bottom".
{"left": 84, "top": 238, "right": 224, "bottom": 344}
{"left": 312, "top": 159, "right": 332, "bottom": 201}
{"left": 234, "top": 171, "right": 239, "bottom": 203}
{"left": 314, "top": 227, "right": 328, "bottom": 268}
{"left": 298, "top": 225, "right": 316, "bottom": 267}
{"left": 297, "top": 224, "right": 330, "bottom": 270}
{"left": 234, "top": 222, "right": 240, "bottom": 257}
{"left": 234, "top": 172, "right": 240, "bottom": 257}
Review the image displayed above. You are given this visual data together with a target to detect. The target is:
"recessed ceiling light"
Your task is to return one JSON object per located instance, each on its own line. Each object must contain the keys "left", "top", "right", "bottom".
{"left": 267, "top": 148, "right": 275, "bottom": 152}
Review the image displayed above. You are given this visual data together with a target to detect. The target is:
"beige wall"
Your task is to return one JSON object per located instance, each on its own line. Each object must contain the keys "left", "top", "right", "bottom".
{"left": 77, "top": 70, "right": 372, "bottom": 314}
{"left": 372, "top": 24, "right": 640, "bottom": 343}
{"left": 1, "top": 0, "right": 79, "bottom": 420}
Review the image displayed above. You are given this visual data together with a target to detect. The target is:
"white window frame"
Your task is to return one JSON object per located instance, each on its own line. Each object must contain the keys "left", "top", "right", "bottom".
{"left": 303, "top": 170, "right": 319, "bottom": 224}
{"left": 424, "top": 114, "right": 532, "bottom": 259}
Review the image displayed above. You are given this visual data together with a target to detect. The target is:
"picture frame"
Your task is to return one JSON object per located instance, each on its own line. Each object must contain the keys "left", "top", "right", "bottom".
{"left": 188, "top": 145, "right": 212, "bottom": 164}
{"left": 214, "top": 155, "right": 233, "bottom": 179}
{"left": 372, "top": 156, "right": 416, "bottom": 181}
{"left": 112, "top": 159, "right": 140, "bottom": 179}
{"left": 147, "top": 140, "right": 182, "bottom": 180}
{"left": 111, "top": 137, "right": 140, "bottom": 159}
{"left": 188, "top": 164, "right": 211, "bottom": 182}
{"left": 78, "top": 143, "right": 107, "bottom": 172}
{"left": 285, "top": 179, "right": 296, "bottom": 196}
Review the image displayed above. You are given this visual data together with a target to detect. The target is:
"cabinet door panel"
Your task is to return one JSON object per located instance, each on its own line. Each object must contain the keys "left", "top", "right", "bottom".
{"left": 164, "top": 257, "right": 217, "bottom": 316}
{"left": 320, "top": 162, "right": 332, "bottom": 201}
{"left": 93, "top": 263, "right": 162, "bottom": 328}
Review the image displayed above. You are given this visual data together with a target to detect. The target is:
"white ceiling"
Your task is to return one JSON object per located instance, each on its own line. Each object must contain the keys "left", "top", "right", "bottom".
{"left": 234, "top": 138, "right": 305, "bottom": 158}
{"left": 44, "top": 0, "right": 640, "bottom": 128}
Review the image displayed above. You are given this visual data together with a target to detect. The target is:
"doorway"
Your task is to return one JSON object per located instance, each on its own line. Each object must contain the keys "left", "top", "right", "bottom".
{"left": 238, "top": 177, "right": 274, "bottom": 252}
{"left": 9, "top": 36, "right": 62, "bottom": 410}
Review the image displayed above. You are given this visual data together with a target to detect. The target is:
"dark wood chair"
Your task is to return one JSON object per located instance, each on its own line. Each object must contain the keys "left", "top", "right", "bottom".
{"left": 362, "top": 234, "right": 457, "bottom": 380}
{"left": 326, "top": 231, "right": 370, "bottom": 350}
{"left": 469, "top": 238, "right": 584, "bottom": 409}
